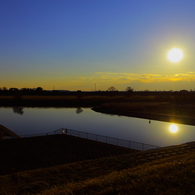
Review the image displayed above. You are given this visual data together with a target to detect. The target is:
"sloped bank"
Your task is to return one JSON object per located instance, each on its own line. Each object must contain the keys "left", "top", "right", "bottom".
{"left": 92, "top": 106, "right": 195, "bottom": 126}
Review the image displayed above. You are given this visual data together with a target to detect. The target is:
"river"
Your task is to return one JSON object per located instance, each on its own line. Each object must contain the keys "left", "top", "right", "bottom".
{"left": 1, "top": 107, "right": 195, "bottom": 148}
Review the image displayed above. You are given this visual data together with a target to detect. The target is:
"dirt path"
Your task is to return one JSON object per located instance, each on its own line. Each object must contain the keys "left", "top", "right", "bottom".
{"left": 128, "top": 143, "right": 195, "bottom": 165}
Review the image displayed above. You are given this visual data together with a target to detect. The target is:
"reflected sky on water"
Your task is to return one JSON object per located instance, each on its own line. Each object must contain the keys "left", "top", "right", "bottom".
{"left": 0, "top": 107, "right": 195, "bottom": 147}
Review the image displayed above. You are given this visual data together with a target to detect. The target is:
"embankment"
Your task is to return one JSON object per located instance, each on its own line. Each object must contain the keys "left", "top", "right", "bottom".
{"left": 92, "top": 107, "right": 195, "bottom": 126}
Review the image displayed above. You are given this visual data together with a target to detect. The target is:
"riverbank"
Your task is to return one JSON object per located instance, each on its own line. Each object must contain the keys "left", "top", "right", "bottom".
{"left": 1, "top": 91, "right": 195, "bottom": 107}
{"left": 92, "top": 102, "right": 195, "bottom": 126}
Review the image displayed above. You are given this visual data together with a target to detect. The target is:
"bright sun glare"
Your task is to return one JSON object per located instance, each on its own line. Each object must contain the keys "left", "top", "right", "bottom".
{"left": 167, "top": 48, "right": 183, "bottom": 63}
{"left": 169, "top": 124, "right": 178, "bottom": 133}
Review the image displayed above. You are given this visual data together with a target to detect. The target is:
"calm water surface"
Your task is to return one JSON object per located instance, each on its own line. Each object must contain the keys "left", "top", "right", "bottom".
{"left": 1, "top": 107, "right": 195, "bottom": 147}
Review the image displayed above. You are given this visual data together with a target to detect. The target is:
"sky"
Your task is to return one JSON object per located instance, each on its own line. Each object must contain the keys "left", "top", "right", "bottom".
{"left": 1, "top": 0, "right": 195, "bottom": 91}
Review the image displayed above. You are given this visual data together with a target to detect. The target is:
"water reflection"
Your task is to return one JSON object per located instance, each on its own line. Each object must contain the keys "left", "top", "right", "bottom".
{"left": 12, "top": 107, "right": 24, "bottom": 115}
{"left": 76, "top": 107, "right": 83, "bottom": 114}
{"left": 169, "top": 124, "right": 178, "bottom": 133}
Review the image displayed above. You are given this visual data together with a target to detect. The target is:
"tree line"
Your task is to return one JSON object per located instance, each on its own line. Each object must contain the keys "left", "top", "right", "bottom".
{"left": 0, "top": 86, "right": 193, "bottom": 93}
{"left": 0, "top": 87, "right": 43, "bottom": 92}
{"left": 0, "top": 86, "right": 134, "bottom": 92}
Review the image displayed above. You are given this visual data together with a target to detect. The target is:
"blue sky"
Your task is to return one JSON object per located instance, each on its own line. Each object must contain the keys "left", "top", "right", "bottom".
{"left": 1, "top": 0, "right": 195, "bottom": 91}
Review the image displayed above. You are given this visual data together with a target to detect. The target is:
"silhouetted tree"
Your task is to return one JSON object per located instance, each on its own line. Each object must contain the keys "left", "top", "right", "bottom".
{"left": 9, "top": 88, "right": 19, "bottom": 91}
{"left": 107, "top": 86, "right": 118, "bottom": 96}
{"left": 126, "top": 86, "right": 134, "bottom": 93}
{"left": 20, "top": 88, "right": 29, "bottom": 91}
{"left": 126, "top": 86, "right": 134, "bottom": 97}
{"left": 108, "top": 86, "right": 118, "bottom": 92}
{"left": 36, "top": 87, "right": 43, "bottom": 92}
{"left": 20, "top": 88, "right": 36, "bottom": 92}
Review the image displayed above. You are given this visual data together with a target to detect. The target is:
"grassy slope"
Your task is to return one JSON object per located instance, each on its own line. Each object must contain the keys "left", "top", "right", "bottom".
{"left": 40, "top": 151, "right": 195, "bottom": 195}
{"left": 1, "top": 144, "right": 195, "bottom": 195}
{"left": 0, "top": 135, "right": 137, "bottom": 175}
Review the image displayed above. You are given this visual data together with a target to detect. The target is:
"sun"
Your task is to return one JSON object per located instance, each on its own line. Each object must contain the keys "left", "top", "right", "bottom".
{"left": 167, "top": 48, "right": 183, "bottom": 63}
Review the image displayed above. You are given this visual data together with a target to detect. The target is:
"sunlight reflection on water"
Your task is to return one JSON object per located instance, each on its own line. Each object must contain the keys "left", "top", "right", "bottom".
{"left": 169, "top": 124, "right": 178, "bottom": 133}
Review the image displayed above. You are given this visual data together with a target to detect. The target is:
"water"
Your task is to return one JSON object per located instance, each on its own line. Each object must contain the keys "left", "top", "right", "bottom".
{"left": 1, "top": 107, "right": 195, "bottom": 147}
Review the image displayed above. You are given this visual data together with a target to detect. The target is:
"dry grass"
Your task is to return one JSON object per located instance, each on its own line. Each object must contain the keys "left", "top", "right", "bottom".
{"left": 37, "top": 151, "right": 195, "bottom": 195}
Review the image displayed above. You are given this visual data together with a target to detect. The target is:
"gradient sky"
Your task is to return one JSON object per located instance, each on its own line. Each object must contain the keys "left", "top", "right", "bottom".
{"left": 1, "top": 0, "right": 195, "bottom": 91}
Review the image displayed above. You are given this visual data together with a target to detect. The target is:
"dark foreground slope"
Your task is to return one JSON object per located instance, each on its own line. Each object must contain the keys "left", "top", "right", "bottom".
{"left": 0, "top": 134, "right": 137, "bottom": 175}
{"left": 1, "top": 135, "right": 195, "bottom": 195}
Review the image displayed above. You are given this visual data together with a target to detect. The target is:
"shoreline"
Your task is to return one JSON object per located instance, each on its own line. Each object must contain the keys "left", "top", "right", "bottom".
{"left": 92, "top": 107, "right": 195, "bottom": 126}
